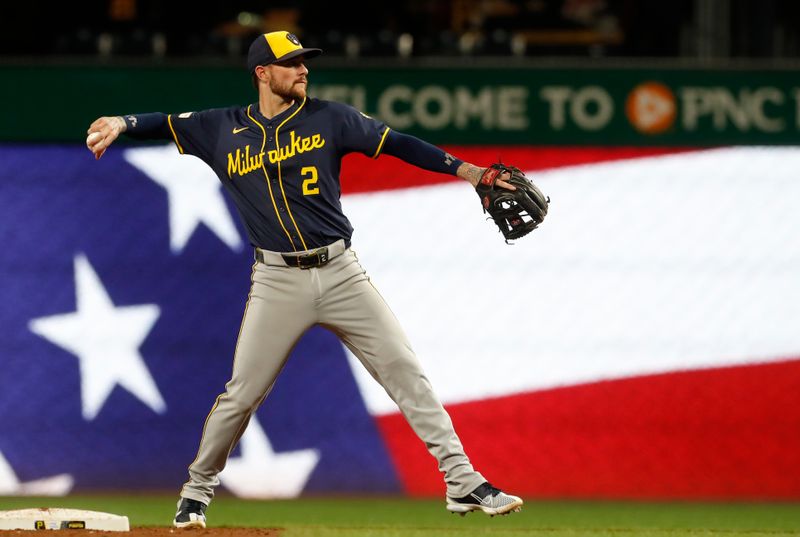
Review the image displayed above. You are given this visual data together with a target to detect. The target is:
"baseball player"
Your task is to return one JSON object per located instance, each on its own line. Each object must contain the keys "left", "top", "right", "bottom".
{"left": 86, "top": 31, "right": 523, "bottom": 527}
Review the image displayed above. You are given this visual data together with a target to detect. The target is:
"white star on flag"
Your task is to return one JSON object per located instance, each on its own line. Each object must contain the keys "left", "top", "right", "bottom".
{"left": 220, "top": 417, "right": 320, "bottom": 498}
{"left": 29, "top": 254, "right": 166, "bottom": 421}
{"left": 124, "top": 145, "right": 243, "bottom": 254}
{"left": 0, "top": 450, "right": 73, "bottom": 496}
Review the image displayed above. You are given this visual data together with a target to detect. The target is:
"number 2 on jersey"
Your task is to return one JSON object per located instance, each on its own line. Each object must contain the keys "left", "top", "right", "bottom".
{"left": 302, "top": 166, "right": 319, "bottom": 195}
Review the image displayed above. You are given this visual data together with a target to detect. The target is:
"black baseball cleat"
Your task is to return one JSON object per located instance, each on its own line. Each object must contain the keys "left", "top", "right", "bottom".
{"left": 173, "top": 497, "right": 207, "bottom": 528}
{"left": 446, "top": 482, "right": 523, "bottom": 517}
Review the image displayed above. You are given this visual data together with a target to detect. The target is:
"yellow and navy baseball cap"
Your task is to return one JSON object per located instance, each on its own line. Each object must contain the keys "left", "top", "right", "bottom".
{"left": 247, "top": 31, "right": 322, "bottom": 72}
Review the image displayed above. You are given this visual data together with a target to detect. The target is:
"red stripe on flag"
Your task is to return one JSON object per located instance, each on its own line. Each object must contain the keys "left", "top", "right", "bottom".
{"left": 341, "top": 146, "right": 695, "bottom": 194}
{"left": 376, "top": 359, "right": 800, "bottom": 499}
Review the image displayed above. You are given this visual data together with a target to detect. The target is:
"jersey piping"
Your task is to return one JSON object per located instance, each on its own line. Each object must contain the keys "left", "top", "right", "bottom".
{"left": 372, "top": 126, "right": 391, "bottom": 158}
{"left": 245, "top": 104, "right": 298, "bottom": 251}
{"left": 167, "top": 114, "right": 185, "bottom": 154}
{"left": 274, "top": 98, "right": 309, "bottom": 251}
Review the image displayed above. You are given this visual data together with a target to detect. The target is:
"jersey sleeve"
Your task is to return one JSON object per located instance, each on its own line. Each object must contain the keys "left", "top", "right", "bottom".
{"left": 333, "top": 103, "right": 391, "bottom": 158}
{"left": 381, "top": 130, "right": 463, "bottom": 175}
{"left": 165, "top": 109, "right": 223, "bottom": 162}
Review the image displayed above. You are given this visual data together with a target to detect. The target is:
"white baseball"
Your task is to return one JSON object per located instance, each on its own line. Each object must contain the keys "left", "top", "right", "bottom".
{"left": 86, "top": 131, "right": 102, "bottom": 147}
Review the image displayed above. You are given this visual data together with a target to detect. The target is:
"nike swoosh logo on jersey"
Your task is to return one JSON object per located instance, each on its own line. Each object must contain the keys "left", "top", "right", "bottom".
{"left": 232, "top": 127, "right": 249, "bottom": 134}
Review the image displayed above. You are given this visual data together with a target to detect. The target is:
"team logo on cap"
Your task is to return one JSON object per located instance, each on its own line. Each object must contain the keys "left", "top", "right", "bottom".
{"left": 286, "top": 33, "right": 301, "bottom": 46}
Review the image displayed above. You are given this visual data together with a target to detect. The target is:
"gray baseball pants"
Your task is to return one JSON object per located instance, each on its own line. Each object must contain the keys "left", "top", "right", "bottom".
{"left": 180, "top": 239, "right": 484, "bottom": 504}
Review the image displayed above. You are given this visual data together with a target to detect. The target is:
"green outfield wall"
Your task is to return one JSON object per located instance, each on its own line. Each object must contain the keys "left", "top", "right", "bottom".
{"left": 4, "top": 63, "right": 799, "bottom": 144}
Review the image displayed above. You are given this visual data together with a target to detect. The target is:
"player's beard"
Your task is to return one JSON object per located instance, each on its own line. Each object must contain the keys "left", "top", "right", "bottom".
{"left": 270, "top": 77, "right": 307, "bottom": 101}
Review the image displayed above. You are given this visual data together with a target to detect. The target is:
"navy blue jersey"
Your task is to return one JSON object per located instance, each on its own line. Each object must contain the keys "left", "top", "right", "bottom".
{"left": 166, "top": 98, "right": 389, "bottom": 252}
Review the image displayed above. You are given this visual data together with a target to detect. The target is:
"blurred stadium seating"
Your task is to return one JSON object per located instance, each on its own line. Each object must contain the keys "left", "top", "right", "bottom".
{"left": 2, "top": 0, "right": 799, "bottom": 61}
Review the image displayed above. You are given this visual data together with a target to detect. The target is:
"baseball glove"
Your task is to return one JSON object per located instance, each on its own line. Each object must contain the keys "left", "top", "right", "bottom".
{"left": 476, "top": 163, "right": 549, "bottom": 242}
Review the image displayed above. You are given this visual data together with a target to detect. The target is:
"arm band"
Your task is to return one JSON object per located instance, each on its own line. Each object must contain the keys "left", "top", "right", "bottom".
{"left": 381, "top": 130, "right": 463, "bottom": 175}
{"left": 122, "top": 113, "right": 172, "bottom": 140}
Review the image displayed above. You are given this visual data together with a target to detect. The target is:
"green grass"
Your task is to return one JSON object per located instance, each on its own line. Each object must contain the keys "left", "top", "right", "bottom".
{"left": 2, "top": 495, "right": 800, "bottom": 536}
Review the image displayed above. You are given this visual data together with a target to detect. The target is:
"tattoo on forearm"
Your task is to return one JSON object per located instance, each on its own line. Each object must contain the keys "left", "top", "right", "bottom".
{"left": 458, "top": 163, "right": 485, "bottom": 187}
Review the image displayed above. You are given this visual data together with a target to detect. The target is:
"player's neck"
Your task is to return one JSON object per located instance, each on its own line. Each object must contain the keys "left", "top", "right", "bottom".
{"left": 258, "top": 92, "right": 294, "bottom": 120}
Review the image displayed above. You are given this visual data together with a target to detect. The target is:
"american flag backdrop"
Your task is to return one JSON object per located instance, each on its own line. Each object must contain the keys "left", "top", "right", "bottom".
{"left": 2, "top": 142, "right": 800, "bottom": 499}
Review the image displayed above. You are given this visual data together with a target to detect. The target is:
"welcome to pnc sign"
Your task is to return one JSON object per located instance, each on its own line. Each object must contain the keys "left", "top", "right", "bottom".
{"left": 308, "top": 69, "right": 800, "bottom": 145}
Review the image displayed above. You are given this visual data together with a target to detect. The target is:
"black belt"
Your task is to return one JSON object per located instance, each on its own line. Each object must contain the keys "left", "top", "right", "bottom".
{"left": 254, "top": 246, "right": 333, "bottom": 269}
{"left": 255, "top": 240, "right": 350, "bottom": 269}
{"left": 280, "top": 247, "right": 330, "bottom": 269}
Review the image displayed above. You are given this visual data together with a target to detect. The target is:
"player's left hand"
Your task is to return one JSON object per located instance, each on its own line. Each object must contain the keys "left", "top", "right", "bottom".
{"left": 493, "top": 170, "right": 517, "bottom": 191}
{"left": 475, "top": 163, "right": 549, "bottom": 243}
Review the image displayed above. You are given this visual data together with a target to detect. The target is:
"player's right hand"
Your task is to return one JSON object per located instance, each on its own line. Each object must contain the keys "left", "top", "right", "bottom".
{"left": 86, "top": 116, "right": 126, "bottom": 160}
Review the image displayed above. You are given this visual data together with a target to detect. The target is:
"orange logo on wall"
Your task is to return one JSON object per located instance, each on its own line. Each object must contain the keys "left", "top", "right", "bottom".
{"left": 626, "top": 82, "right": 676, "bottom": 134}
